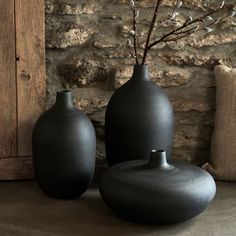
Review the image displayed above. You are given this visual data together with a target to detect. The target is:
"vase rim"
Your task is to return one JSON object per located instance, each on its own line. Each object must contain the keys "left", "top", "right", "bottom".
{"left": 134, "top": 64, "right": 148, "bottom": 67}
{"left": 151, "top": 149, "right": 165, "bottom": 153}
{"left": 57, "top": 90, "right": 71, "bottom": 94}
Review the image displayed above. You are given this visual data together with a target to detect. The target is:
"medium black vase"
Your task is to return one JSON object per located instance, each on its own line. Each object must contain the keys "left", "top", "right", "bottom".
{"left": 99, "top": 150, "right": 216, "bottom": 225}
{"left": 32, "top": 91, "right": 96, "bottom": 199}
{"left": 105, "top": 64, "right": 174, "bottom": 166}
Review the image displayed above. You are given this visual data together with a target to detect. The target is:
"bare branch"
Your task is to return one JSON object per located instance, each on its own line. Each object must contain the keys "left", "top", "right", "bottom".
{"left": 153, "top": 3, "right": 181, "bottom": 29}
{"left": 170, "top": 0, "right": 182, "bottom": 19}
{"left": 146, "top": 4, "right": 235, "bottom": 51}
{"left": 142, "top": 0, "right": 163, "bottom": 65}
{"left": 131, "top": 2, "right": 139, "bottom": 64}
{"left": 162, "top": 26, "right": 199, "bottom": 42}
{"left": 172, "top": 25, "right": 199, "bottom": 36}
{"left": 127, "top": 39, "right": 136, "bottom": 60}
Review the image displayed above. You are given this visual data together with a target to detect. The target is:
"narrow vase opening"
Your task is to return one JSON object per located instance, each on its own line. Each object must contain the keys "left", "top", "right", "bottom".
{"left": 148, "top": 150, "right": 174, "bottom": 170}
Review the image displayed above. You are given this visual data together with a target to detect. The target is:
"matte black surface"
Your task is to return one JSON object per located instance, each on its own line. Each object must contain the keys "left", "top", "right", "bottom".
{"left": 32, "top": 91, "right": 96, "bottom": 199}
{"left": 105, "top": 65, "right": 174, "bottom": 166}
{"left": 99, "top": 150, "right": 216, "bottom": 225}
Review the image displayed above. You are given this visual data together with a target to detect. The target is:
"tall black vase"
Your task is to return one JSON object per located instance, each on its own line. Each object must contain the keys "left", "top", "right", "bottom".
{"left": 105, "top": 64, "right": 174, "bottom": 166}
{"left": 32, "top": 91, "right": 96, "bottom": 199}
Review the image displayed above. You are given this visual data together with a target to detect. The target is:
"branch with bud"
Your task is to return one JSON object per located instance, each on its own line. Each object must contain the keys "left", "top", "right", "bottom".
{"left": 127, "top": 0, "right": 236, "bottom": 65}
{"left": 129, "top": 0, "right": 139, "bottom": 64}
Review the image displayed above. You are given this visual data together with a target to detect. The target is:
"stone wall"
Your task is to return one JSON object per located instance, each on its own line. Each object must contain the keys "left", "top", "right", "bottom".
{"left": 45, "top": 0, "right": 236, "bottom": 165}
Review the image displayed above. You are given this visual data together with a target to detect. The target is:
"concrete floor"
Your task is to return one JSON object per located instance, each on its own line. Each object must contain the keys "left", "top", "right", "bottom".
{"left": 0, "top": 181, "right": 235, "bottom": 236}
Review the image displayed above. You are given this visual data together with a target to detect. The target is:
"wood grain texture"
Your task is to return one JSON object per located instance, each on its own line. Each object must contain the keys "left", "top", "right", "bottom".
{"left": 0, "top": 0, "right": 17, "bottom": 157}
{"left": 0, "top": 156, "right": 34, "bottom": 180}
{"left": 15, "top": 0, "right": 46, "bottom": 156}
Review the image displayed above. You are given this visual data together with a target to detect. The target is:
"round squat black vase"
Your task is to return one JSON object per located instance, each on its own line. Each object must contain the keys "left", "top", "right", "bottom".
{"left": 105, "top": 64, "right": 174, "bottom": 166}
{"left": 99, "top": 150, "right": 216, "bottom": 225}
{"left": 32, "top": 91, "right": 96, "bottom": 199}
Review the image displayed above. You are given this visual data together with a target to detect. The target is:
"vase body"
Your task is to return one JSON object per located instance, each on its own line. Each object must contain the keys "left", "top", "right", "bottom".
{"left": 99, "top": 150, "right": 216, "bottom": 225}
{"left": 32, "top": 91, "right": 96, "bottom": 199}
{"left": 105, "top": 65, "right": 174, "bottom": 166}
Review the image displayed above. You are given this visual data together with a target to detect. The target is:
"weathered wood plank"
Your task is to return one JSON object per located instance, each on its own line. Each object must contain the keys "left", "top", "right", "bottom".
{"left": 15, "top": 0, "right": 46, "bottom": 156}
{"left": 0, "top": 156, "right": 34, "bottom": 180}
{"left": 0, "top": 0, "right": 17, "bottom": 157}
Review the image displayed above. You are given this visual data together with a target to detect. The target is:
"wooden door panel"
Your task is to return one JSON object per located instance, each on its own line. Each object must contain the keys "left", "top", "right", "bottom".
{"left": 0, "top": 156, "right": 33, "bottom": 180}
{"left": 0, "top": 0, "right": 45, "bottom": 179}
{"left": 0, "top": 0, "right": 17, "bottom": 157}
{"left": 15, "top": 0, "right": 46, "bottom": 156}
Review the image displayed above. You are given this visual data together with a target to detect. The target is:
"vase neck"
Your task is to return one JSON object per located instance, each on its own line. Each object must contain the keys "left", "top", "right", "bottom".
{"left": 131, "top": 64, "right": 150, "bottom": 82}
{"left": 148, "top": 150, "right": 173, "bottom": 170}
{"left": 54, "top": 91, "right": 74, "bottom": 110}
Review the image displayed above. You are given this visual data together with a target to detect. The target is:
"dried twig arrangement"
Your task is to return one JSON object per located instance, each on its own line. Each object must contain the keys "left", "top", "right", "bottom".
{"left": 127, "top": 0, "right": 236, "bottom": 65}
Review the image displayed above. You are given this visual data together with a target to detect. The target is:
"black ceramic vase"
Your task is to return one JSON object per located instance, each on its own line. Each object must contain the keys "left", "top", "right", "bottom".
{"left": 99, "top": 150, "right": 216, "bottom": 225}
{"left": 105, "top": 64, "right": 174, "bottom": 166}
{"left": 32, "top": 91, "right": 96, "bottom": 199}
